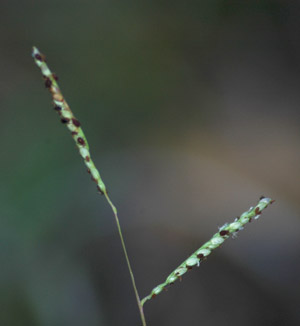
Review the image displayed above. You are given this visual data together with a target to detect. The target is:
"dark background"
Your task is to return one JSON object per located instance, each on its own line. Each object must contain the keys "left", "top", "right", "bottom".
{"left": 1, "top": 1, "right": 300, "bottom": 325}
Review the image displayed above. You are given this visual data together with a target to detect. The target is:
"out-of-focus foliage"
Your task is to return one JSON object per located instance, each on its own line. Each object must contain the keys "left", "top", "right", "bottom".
{"left": 1, "top": 1, "right": 299, "bottom": 325}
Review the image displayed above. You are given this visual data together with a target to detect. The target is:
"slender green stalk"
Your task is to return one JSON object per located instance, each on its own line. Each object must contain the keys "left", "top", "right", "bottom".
{"left": 141, "top": 196, "right": 274, "bottom": 306}
{"left": 32, "top": 47, "right": 146, "bottom": 326}
{"left": 103, "top": 193, "right": 146, "bottom": 325}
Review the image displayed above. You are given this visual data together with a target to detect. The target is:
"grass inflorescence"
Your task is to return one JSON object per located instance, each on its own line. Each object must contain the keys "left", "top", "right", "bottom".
{"left": 141, "top": 196, "right": 274, "bottom": 306}
{"left": 32, "top": 47, "right": 147, "bottom": 326}
{"left": 32, "top": 47, "right": 274, "bottom": 325}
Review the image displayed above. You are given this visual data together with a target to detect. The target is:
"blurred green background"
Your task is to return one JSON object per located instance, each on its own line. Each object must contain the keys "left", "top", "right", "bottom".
{"left": 1, "top": 1, "right": 300, "bottom": 325}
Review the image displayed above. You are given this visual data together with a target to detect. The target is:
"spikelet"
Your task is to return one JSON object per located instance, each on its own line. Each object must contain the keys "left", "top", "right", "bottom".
{"left": 32, "top": 47, "right": 107, "bottom": 196}
{"left": 141, "top": 197, "right": 274, "bottom": 306}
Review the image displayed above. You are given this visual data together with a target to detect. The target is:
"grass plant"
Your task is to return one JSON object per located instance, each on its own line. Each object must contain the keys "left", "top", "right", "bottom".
{"left": 32, "top": 47, "right": 274, "bottom": 326}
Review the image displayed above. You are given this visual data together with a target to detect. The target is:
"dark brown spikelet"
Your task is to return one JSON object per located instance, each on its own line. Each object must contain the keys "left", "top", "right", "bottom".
{"left": 255, "top": 207, "right": 261, "bottom": 215}
{"left": 197, "top": 253, "right": 204, "bottom": 259}
{"left": 72, "top": 118, "right": 81, "bottom": 127}
{"left": 45, "top": 78, "right": 52, "bottom": 88}
{"left": 54, "top": 105, "right": 62, "bottom": 111}
{"left": 52, "top": 74, "right": 58, "bottom": 81}
{"left": 259, "top": 195, "right": 265, "bottom": 200}
{"left": 220, "top": 230, "right": 229, "bottom": 236}
{"left": 77, "top": 137, "right": 85, "bottom": 145}
{"left": 35, "top": 53, "right": 43, "bottom": 61}
{"left": 85, "top": 156, "right": 90, "bottom": 162}
{"left": 71, "top": 131, "right": 78, "bottom": 136}
{"left": 61, "top": 118, "right": 69, "bottom": 124}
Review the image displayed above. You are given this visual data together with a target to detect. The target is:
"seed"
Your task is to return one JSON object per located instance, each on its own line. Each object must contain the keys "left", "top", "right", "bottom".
{"left": 45, "top": 78, "right": 52, "bottom": 88}
{"left": 77, "top": 137, "right": 85, "bottom": 145}
{"left": 72, "top": 118, "right": 81, "bottom": 127}
{"left": 34, "top": 54, "right": 43, "bottom": 61}
{"left": 220, "top": 230, "right": 229, "bottom": 236}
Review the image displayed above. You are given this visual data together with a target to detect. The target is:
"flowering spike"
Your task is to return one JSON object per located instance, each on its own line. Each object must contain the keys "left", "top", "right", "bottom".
{"left": 32, "top": 47, "right": 147, "bottom": 325}
{"left": 32, "top": 47, "right": 107, "bottom": 195}
{"left": 141, "top": 197, "right": 274, "bottom": 306}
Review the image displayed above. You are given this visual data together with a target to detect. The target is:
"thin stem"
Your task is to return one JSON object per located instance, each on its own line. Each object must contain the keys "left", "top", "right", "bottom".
{"left": 104, "top": 192, "right": 147, "bottom": 326}
{"left": 32, "top": 47, "right": 146, "bottom": 326}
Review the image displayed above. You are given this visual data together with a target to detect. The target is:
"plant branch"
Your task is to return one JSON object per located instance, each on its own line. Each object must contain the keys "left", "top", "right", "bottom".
{"left": 32, "top": 47, "right": 146, "bottom": 326}
{"left": 141, "top": 196, "right": 274, "bottom": 306}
